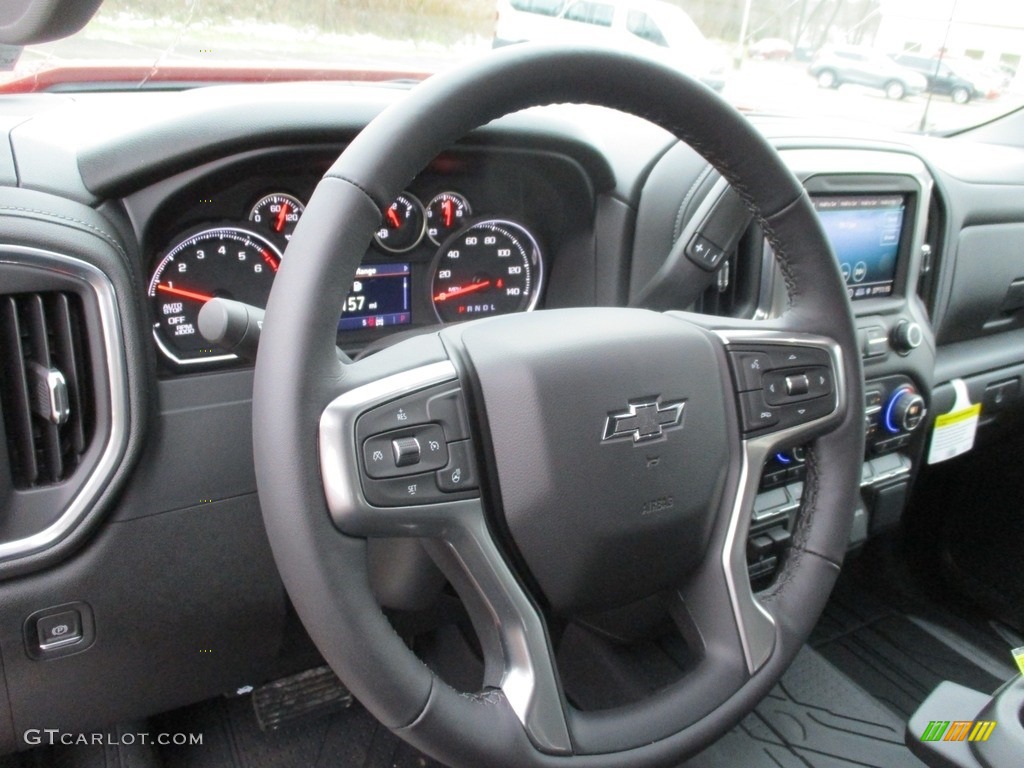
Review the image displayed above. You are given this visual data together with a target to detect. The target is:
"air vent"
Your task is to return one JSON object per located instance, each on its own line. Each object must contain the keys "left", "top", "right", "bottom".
{"left": 0, "top": 292, "right": 93, "bottom": 489}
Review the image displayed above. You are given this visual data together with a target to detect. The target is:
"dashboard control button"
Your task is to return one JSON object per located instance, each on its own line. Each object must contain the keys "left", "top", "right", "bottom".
{"left": 437, "top": 440, "right": 478, "bottom": 492}
{"left": 861, "top": 326, "right": 888, "bottom": 358}
{"left": 768, "top": 346, "right": 830, "bottom": 370}
{"left": 363, "top": 471, "right": 446, "bottom": 507}
{"left": 362, "top": 424, "right": 448, "bottom": 479}
{"left": 776, "top": 396, "right": 833, "bottom": 429}
{"left": 729, "top": 350, "right": 771, "bottom": 391}
{"left": 884, "top": 387, "right": 926, "bottom": 433}
{"left": 805, "top": 367, "right": 833, "bottom": 397}
{"left": 765, "top": 526, "right": 792, "bottom": 548}
{"left": 391, "top": 436, "right": 421, "bottom": 467}
{"left": 748, "top": 534, "right": 774, "bottom": 559}
{"left": 686, "top": 234, "right": 727, "bottom": 271}
{"left": 37, "top": 610, "right": 83, "bottom": 650}
{"left": 785, "top": 374, "right": 810, "bottom": 397}
{"left": 754, "top": 486, "right": 788, "bottom": 515}
{"left": 891, "top": 320, "right": 923, "bottom": 354}
{"left": 739, "top": 391, "right": 779, "bottom": 432}
{"left": 357, "top": 393, "right": 431, "bottom": 440}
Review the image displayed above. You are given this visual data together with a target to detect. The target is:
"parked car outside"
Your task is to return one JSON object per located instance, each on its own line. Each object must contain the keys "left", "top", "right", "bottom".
{"left": 891, "top": 53, "right": 1002, "bottom": 104}
{"left": 809, "top": 44, "right": 928, "bottom": 99}
{"left": 493, "top": 0, "right": 729, "bottom": 90}
{"left": 749, "top": 37, "right": 794, "bottom": 61}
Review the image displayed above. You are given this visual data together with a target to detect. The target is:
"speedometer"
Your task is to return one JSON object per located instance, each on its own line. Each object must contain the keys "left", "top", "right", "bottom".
{"left": 430, "top": 219, "right": 543, "bottom": 323}
{"left": 147, "top": 226, "right": 281, "bottom": 365}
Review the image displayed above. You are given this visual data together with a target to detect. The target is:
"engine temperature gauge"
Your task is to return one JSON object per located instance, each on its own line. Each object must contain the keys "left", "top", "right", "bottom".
{"left": 249, "top": 193, "right": 304, "bottom": 241}
{"left": 426, "top": 191, "right": 471, "bottom": 245}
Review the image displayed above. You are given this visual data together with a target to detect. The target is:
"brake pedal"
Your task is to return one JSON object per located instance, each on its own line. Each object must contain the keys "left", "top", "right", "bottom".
{"left": 251, "top": 665, "right": 353, "bottom": 731}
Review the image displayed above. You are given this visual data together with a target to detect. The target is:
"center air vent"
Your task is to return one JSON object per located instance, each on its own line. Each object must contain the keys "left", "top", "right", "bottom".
{"left": 0, "top": 292, "right": 93, "bottom": 489}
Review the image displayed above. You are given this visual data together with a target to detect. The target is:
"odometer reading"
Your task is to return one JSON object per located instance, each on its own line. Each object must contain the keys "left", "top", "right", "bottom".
{"left": 147, "top": 227, "right": 281, "bottom": 365}
{"left": 431, "top": 220, "right": 543, "bottom": 323}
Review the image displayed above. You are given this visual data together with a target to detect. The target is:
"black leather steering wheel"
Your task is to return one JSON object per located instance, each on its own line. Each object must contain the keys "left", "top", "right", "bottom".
{"left": 253, "top": 45, "right": 864, "bottom": 767}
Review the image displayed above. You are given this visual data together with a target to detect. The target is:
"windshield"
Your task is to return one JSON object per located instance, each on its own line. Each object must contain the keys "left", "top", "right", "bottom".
{"left": 4, "top": 0, "right": 1023, "bottom": 134}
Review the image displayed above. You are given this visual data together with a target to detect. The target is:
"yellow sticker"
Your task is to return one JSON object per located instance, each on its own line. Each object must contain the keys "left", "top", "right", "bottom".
{"left": 934, "top": 403, "right": 981, "bottom": 428}
{"left": 1013, "top": 646, "right": 1024, "bottom": 675}
{"left": 929, "top": 379, "right": 981, "bottom": 465}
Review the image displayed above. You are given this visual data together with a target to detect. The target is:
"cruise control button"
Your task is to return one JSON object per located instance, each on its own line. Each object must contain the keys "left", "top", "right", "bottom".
{"left": 363, "top": 434, "right": 400, "bottom": 478}
{"left": 357, "top": 393, "right": 431, "bottom": 441}
{"left": 739, "top": 391, "right": 779, "bottom": 432}
{"left": 362, "top": 424, "right": 448, "bottom": 479}
{"left": 437, "top": 439, "right": 478, "bottom": 492}
{"left": 391, "top": 436, "right": 421, "bottom": 467}
{"left": 363, "top": 472, "right": 446, "bottom": 507}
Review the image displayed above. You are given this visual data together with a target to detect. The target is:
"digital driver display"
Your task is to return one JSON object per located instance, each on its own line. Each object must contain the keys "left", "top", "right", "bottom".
{"left": 813, "top": 194, "right": 905, "bottom": 300}
{"left": 338, "top": 263, "right": 412, "bottom": 331}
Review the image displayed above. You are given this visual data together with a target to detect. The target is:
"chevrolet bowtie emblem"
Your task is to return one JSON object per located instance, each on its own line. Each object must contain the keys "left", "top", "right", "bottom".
{"left": 603, "top": 398, "right": 686, "bottom": 444}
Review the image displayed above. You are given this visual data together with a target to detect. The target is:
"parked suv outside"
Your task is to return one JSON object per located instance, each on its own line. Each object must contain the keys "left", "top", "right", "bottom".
{"left": 809, "top": 45, "right": 927, "bottom": 100}
{"left": 891, "top": 52, "right": 1001, "bottom": 104}
{"left": 493, "top": 0, "right": 729, "bottom": 91}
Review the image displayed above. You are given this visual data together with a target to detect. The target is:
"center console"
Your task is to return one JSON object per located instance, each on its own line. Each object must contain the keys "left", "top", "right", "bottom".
{"left": 747, "top": 149, "right": 937, "bottom": 587}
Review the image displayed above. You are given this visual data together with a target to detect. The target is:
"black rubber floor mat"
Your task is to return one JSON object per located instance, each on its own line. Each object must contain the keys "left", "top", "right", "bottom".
{"left": 147, "top": 648, "right": 922, "bottom": 768}
{"left": 685, "top": 647, "right": 924, "bottom": 768}
{"left": 152, "top": 695, "right": 444, "bottom": 768}
{"left": 810, "top": 566, "right": 1014, "bottom": 721}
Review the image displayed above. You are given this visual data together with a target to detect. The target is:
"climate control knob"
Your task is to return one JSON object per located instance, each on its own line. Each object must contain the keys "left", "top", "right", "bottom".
{"left": 884, "top": 387, "right": 926, "bottom": 433}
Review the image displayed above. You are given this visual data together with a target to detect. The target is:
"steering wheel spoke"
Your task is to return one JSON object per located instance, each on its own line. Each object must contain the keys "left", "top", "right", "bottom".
{"left": 317, "top": 341, "right": 573, "bottom": 754}
{"left": 708, "top": 325, "right": 848, "bottom": 672}
{"left": 426, "top": 515, "right": 573, "bottom": 755}
{"left": 319, "top": 356, "right": 483, "bottom": 538}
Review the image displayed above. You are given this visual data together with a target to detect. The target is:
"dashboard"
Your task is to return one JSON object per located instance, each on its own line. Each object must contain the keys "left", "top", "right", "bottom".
{"left": 0, "top": 81, "right": 1023, "bottom": 751}
{"left": 132, "top": 145, "right": 593, "bottom": 369}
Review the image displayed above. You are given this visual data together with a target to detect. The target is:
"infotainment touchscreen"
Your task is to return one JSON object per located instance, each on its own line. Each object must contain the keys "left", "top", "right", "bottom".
{"left": 812, "top": 194, "right": 905, "bottom": 300}
{"left": 338, "top": 263, "right": 412, "bottom": 331}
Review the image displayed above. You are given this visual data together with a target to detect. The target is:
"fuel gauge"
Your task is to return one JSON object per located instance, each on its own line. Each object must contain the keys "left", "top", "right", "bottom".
{"left": 374, "top": 192, "right": 425, "bottom": 253}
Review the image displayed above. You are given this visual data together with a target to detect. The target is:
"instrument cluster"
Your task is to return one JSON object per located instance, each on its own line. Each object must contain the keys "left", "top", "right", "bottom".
{"left": 142, "top": 148, "right": 577, "bottom": 370}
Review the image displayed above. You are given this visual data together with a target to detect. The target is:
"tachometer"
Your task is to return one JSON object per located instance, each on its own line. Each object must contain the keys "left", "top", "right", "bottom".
{"left": 430, "top": 219, "right": 543, "bottom": 323}
{"left": 147, "top": 226, "right": 282, "bottom": 365}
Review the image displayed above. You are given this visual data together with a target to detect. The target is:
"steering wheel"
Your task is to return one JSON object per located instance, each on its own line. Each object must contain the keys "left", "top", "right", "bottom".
{"left": 253, "top": 45, "right": 864, "bottom": 767}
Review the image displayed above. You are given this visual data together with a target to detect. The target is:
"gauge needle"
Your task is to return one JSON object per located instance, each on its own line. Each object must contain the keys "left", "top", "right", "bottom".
{"left": 434, "top": 280, "right": 491, "bottom": 302}
{"left": 443, "top": 199, "right": 453, "bottom": 227}
{"left": 157, "top": 283, "right": 215, "bottom": 303}
{"left": 274, "top": 202, "right": 289, "bottom": 232}
{"left": 386, "top": 208, "right": 401, "bottom": 228}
